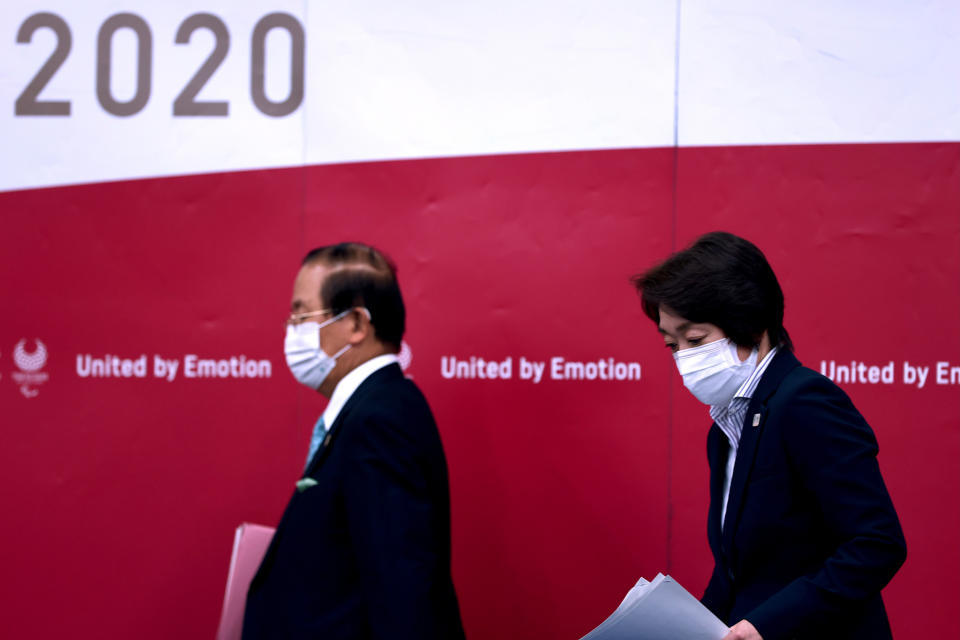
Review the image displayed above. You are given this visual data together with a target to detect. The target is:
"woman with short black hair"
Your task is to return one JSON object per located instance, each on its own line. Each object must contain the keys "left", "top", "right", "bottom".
{"left": 634, "top": 232, "right": 905, "bottom": 640}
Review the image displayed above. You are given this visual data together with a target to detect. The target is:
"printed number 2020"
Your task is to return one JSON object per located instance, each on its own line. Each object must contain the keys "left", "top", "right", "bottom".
{"left": 15, "top": 11, "right": 305, "bottom": 118}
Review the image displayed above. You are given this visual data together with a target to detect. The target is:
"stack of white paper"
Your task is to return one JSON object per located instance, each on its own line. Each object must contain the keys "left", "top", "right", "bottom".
{"left": 579, "top": 574, "right": 729, "bottom": 640}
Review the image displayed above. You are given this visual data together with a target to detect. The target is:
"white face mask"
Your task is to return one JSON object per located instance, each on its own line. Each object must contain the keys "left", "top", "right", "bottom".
{"left": 673, "top": 337, "right": 758, "bottom": 406}
{"left": 284, "top": 310, "right": 352, "bottom": 390}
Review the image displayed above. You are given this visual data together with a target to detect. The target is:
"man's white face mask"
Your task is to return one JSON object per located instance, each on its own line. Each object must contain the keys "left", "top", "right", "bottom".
{"left": 673, "top": 337, "right": 758, "bottom": 406}
{"left": 284, "top": 310, "right": 353, "bottom": 390}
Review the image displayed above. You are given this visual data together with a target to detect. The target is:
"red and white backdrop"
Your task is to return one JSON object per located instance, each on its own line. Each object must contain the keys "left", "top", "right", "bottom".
{"left": 1, "top": 1, "right": 958, "bottom": 637}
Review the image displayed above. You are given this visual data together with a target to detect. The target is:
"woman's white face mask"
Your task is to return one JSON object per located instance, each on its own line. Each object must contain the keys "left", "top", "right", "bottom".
{"left": 673, "top": 337, "right": 758, "bottom": 406}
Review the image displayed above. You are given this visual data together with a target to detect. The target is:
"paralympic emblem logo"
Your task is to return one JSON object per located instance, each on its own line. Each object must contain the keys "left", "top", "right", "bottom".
{"left": 12, "top": 338, "right": 50, "bottom": 398}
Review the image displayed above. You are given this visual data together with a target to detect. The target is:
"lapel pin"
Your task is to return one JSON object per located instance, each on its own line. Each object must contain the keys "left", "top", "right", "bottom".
{"left": 323, "top": 434, "right": 332, "bottom": 447}
{"left": 752, "top": 413, "right": 761, "bottom": 427}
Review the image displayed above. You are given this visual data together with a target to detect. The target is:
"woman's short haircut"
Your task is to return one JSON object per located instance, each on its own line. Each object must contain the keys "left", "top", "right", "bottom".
{"left": 632, "top": 231, "right": 793, "bottom": 351}
{"left": 302, "top": 243, "right": 405, "bottom": 351}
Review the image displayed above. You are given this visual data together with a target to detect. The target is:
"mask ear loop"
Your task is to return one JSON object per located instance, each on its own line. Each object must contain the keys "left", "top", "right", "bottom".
{"left": 329, "top": 308, "right": 370, "bottom": 359}
{"left": 314, "top": 308, "right": 353, "bottom": 330}
{"left": 309, "top": 309, "right": 353, "bottom": 359}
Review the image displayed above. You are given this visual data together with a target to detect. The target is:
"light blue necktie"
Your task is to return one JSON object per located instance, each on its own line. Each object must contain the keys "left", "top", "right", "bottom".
{"left": 304, "top": 415, "right": 327, "bottom": 471}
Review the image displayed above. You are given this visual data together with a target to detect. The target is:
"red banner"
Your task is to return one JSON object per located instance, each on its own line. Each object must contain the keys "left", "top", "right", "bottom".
{"left": 2, "top": 1, "right": 959, "bottom": 637}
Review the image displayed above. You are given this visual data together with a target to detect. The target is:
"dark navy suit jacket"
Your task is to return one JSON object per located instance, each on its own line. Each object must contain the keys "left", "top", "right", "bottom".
{"left": 243, "top": 363, "right": 465, "bottom": 640}
{"left": 701, "top": 350, "right": 906, "bottom": 640}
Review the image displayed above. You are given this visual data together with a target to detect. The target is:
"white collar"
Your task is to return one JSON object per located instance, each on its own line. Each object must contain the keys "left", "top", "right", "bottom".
{"left": 322, "top": 354, "right": 399, "bottom": 428}
{"left": 734, "top": 345, "right": 779, "bottom": 400}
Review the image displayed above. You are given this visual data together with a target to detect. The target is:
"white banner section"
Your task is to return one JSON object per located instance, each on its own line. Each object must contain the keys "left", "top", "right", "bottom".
{"left": 0, "top": 0, "right": 676, "bottom": 191}
{"left": 2, "top": 1, "right": 959, "bottom": 192}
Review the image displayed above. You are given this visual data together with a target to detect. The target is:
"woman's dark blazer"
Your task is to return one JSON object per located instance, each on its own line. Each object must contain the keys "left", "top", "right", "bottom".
{"left": 701, "top": 349, "right": 906, "bottom": 640}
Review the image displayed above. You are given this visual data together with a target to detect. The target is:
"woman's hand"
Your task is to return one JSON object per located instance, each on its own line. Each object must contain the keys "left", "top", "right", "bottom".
{"left": 722, "top": 619, "right": 762, "bottom": 640}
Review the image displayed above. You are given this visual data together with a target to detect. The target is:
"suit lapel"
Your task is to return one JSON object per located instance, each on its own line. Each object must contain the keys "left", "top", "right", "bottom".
{"left": 253, "top": 365, "right": 401, "bottom": 587}
{"left": 720, "top": 350, "right": 801, "bottom": 559}
{"left": 706, "top": 426, "right": 729, "bottom": 557}
{"left": 720, "top": 401, "right": 765, "bottom": 558}
{"left": 302, "top": 363, "right": 401, "bottom": 478}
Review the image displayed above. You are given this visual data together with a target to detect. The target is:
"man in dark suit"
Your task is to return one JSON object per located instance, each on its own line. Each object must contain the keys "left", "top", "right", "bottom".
{"left": 633, "top": 232, "right": 906, "bottom": 640}
{"left": 243, "top": 243, "right": 465, "bottom": 640}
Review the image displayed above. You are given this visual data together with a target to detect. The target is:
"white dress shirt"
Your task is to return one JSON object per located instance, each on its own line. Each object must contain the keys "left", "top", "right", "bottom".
{"left": 709, "top": 346, "right": 779, "bottom": 529}
{"left": 321, "top": 353, "right": 400, "bottom": 429}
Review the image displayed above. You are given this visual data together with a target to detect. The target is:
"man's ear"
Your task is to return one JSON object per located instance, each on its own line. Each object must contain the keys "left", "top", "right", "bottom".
{"left": 347, "top": 307, "right": 373, "bottom": 344}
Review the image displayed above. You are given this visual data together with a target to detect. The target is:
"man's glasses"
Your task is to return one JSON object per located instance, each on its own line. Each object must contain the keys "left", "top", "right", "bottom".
{"left": 286, "top": 309, "right": 332, "bottom": 326}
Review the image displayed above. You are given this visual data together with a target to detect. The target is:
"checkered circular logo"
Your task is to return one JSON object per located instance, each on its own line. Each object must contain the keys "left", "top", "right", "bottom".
{"left": 14, "top": 339, "right": 47, "bottom": 372}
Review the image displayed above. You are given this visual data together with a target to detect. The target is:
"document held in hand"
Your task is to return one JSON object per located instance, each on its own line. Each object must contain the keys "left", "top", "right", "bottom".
{"left": 215, "top": 523, "right": 276, "bottom": 640}
{"left": 579, "top": 573, "right": 729, "bottom": 640}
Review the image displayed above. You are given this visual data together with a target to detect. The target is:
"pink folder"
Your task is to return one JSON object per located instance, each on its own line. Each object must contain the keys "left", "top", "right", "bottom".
{"left": 215, "top": 523, "right": 276, "bottom": 640}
